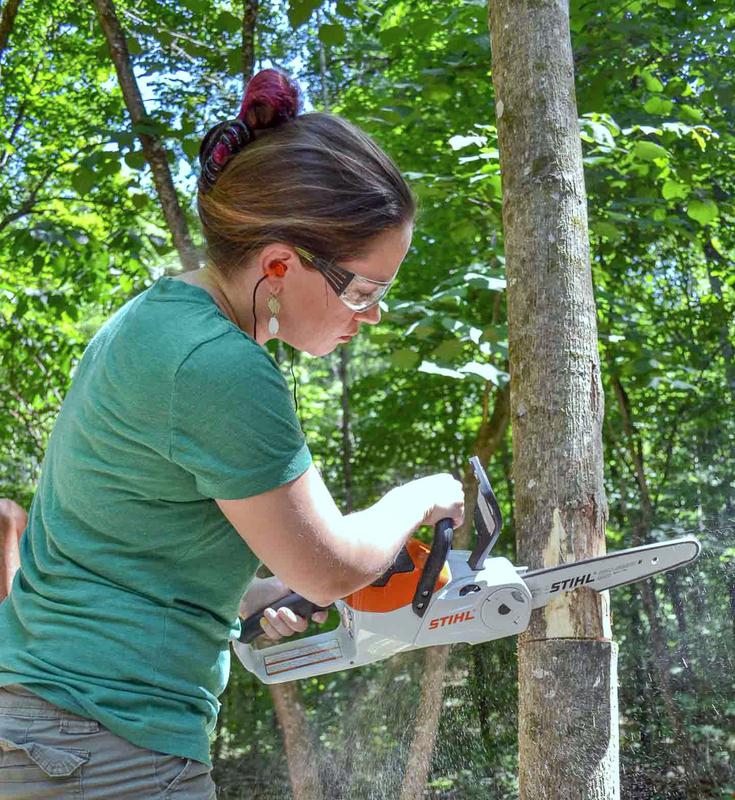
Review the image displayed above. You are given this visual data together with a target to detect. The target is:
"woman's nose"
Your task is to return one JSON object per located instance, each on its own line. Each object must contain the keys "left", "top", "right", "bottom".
{"left": 355, "top": 304, "right": 381, "bottom": 325}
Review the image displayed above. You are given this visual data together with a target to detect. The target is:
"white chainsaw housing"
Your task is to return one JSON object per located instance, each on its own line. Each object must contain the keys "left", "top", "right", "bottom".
{"left": 233, "top": 552, "right": 531, "bottom": 684}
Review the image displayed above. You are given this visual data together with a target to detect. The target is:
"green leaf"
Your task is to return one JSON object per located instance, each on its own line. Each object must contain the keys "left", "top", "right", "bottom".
{"left": 288, "top": 0, "right": 323, "bottom": 28}
{"left": 390, "top": 349, "right": 420, "bottom": 369}
{"left": 71, "top": 167, "right": 96, "bottom": 195}
{"left": 216, "top": 11, "right": 242, "bottom": 34}
{"left": 98, "top": 156, "right": 122, "bottom": 177}
{"left": 432, "top": 339, "right": 464, "bottom": 361}
{"left": 336, "top": 0, "right": 357, "bottom": 18}
{"left": 458, "top": 361, "right": 507, "bottom": 385}
{"left": 580, "top": 117, "right": 618, "bottom": 149}
{"left": 661, "top": 180, "right": 689, "bottom": 200}
{"left": 686, "top": 199, "right": 719, "bottom": 226}
{"left": 679, "top": 104, "right": 704, "bottom": 123}
{"left": 710, "top": 236, "right": 725, "bottom": 255}
{"left": 124, "top": 151, "right": 146, "bottom": 170}
{"left": 463, "top": 272, "right": 506, "bottom": 291}
{"left": 319, "top": 23, "right": 346, "bottom": 45}
{"left": 631, "top": 141, "right": 669, "bottom": 162}
{"left": 644, "top": 96, "right": 673, "bottom": 115}
{"left": 426, "top": 83, "right": 452, "bottom": 103}
{"left": 378, "top": 26, "right": 404, "bottom": 46}
{"left": 592, "top": 221, "right": 623, "bottom": 242}
{"left": 640, "top": 70, "right": 664, "bottom": 93}
{"left": 182, "top": 138, "right": 201, "bottom": 160}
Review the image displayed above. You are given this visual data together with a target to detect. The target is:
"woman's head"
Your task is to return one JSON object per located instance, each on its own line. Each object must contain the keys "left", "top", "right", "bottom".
{"left": 196, "top": 69, "right": 416, "bottom": 355}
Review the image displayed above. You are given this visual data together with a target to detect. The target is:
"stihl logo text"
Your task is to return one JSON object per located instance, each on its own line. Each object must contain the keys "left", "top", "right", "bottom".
{"left": 550, "top": 573, "right": 594, "bottom": 593}
{"left": 428, "top": 611, "right": 476, "bottom": 630}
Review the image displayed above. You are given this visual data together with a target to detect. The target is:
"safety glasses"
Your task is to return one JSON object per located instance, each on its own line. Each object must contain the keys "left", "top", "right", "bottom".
{"left": 294, "top": 246, "right": 395, "bottom": 313}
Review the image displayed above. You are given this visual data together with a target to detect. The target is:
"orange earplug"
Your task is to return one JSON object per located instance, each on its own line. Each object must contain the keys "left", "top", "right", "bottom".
{"left": 267, "top": 261, "right": 288, "bottom": 278}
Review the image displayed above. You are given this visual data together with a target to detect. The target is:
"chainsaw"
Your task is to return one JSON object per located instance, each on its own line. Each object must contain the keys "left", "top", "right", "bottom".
{"left": 233, "top": 457, "right": 700, "bottom": 684}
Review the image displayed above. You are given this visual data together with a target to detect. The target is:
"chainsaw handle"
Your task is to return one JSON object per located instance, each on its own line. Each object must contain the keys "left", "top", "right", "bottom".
{"left": 412, "top": 517, "right": 454, "bottom": 617}
{"left": 238, "top": 592, "right": 331, "bottom": 645}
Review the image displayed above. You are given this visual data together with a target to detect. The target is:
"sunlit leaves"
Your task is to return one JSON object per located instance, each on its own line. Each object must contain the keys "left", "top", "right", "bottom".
{"left": 448, "top": 133, "right": 487, "bottom": 151}
{"left": 644, "top": 96, "right": 673, "bottom": 115}
{"left": 638, "top": 68, "right": 665, "bottom": 94}
{"left": 580, "top": 115, "right": 618, "bottom": 150}
{"left": 631, "top": 140, "right": 670, "bottom": 162}
{"left": 686, "top": 199, "right": 719, "bottom": 226}
{"left": 661, "top": 180, "right": 689, "bottom": 200}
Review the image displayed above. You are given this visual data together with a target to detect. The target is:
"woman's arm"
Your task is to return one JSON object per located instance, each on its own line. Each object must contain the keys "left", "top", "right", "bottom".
{"left": 0, "top": 499, "right": 27, "bottom": 602}
{"left": 216, "top": 465, "right": 464, "bottom": 607}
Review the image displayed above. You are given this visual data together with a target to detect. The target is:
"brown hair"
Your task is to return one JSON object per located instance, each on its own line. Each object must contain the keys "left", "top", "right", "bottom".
{"left": 197, "top": 69, "right": 417, "bottom": 278}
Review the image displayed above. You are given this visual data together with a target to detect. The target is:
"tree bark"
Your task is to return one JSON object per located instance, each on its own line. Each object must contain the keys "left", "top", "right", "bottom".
{"left": 704, "top": 239, "right": 735, "bottom": 397}
{"left": 398, "top": 383, "right": 511, "bottom": 800}
{"left": 339, "top": 348, "right": 353, "bottom": 513}
{"left": 0, "top": 0, "right": 22, "bottom": 61}
{"left": 92, "top": 0, "right": 200, "bottom": 272}
{"left": 241, "top": 0, "right": 258, "bottom": 91}
{"left": 488, "top": 1, "right": 618, "bottom": 797}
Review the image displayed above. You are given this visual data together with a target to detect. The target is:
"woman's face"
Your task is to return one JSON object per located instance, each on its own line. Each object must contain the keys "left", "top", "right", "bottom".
{"left": 280, "top": 222, "right": 413, "bottom": 357}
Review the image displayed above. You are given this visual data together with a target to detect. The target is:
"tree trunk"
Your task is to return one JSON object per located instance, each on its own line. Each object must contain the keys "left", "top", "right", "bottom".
{"left": 241, "top": 0, "right": 258, "bottom": 91}
{"left": 0, "top": 0, "right": 22, "bottom": 61}
{"left": 339, "top": 348, "right": 353, "bottom": 513}
{"left": 270, "top": 682, "right": 323, "bottom": 800}
{"left": 398, "top": 383, "right": 511, "bottom": 800}
{"left": 92, "top": 0, "right": 200, "bottom": 272}
{"left": 704, "top": 239, "right": 735, "bottom": 397}
{"left": 488, "top": 1, "right": 619, "bottom": 798}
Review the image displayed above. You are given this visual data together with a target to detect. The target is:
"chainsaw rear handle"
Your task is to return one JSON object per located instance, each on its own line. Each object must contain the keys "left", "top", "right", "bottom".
{"left": 412, "top": 517, "right": 454, "bottom": 617}
{"left": 238, "top": 593, "right": 331, "bottom": 645}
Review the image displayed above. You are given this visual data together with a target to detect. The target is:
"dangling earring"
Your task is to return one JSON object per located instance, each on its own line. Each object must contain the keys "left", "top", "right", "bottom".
{"left": 267, "top": 294, "right": 281, "bottom": 335}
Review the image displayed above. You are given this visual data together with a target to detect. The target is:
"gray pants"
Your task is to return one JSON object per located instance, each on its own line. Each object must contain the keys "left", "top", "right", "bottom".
{"left": 0, "top": 685, "right": 216, "bottom": 799}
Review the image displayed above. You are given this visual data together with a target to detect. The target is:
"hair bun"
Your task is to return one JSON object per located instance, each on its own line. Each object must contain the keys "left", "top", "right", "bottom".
{"left": 237, "top": 68, "right": 302, "bottom": 130}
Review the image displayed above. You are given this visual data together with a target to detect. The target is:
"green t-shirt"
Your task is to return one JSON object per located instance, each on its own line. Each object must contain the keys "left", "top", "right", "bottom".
{"left": 0, "top": 277, "right": 312, "bottom": 765}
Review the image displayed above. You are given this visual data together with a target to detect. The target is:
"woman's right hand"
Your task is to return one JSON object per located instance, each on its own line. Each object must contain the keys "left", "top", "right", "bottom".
{"left": 408, "top": 473, "right": 465, "bottom": 530}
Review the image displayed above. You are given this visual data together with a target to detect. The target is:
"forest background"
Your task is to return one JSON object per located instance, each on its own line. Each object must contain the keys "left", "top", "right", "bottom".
{"left": 0, "top": 0, "right": 733, "bottom": 798}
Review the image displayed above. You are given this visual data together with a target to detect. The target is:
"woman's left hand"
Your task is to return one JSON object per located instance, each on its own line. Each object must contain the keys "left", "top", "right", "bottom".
{"left": 239, "top": 575, "right": 330, "bottom": 642}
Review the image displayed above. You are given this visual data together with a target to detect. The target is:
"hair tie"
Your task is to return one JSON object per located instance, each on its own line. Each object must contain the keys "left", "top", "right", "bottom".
{"left": 198, "top": 117, "right": 254, "bottom": 193}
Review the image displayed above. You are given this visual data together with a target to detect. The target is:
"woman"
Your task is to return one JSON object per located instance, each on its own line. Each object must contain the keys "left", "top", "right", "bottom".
{"left": 0, "top": 69, "right": 464, "bottom": 798}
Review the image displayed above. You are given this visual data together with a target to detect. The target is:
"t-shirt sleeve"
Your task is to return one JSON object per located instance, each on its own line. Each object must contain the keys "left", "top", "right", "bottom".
{"left": 169, "top": 332, "right": 312, "bottom": 499}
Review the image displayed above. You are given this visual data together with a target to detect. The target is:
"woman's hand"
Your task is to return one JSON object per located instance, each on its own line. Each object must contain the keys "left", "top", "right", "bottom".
{"left": 412, "top": 473, "right": 465, "bottom": 529}
{"left": 239, "top": 575, "right": 330, "bottom": 642}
